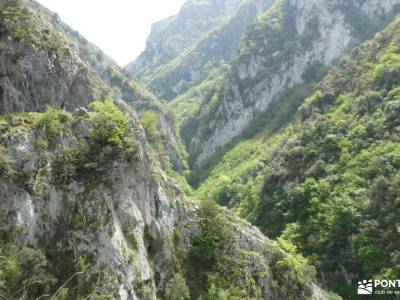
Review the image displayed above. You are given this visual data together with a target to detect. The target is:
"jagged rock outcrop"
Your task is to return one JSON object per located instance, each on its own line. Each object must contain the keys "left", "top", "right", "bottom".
{"left": 126, "top": 0, "right": 275, "bottom": 100}
{"left": 25, "top": 0, "right": 164, "bottom": 114}
{"left": 0, "top": 103, "right": 186, "bottom": 299}
{"left": 0, "top": 0, "right": 161, "bottom": 113}
{"left": 0, "top": 104, "right": 338, "bottom": 299}
{"left": 0, "top": 0, "right": 99, "bottom": 112}
{"left": 178, "top": 0, "right": 400, "bottom": 168}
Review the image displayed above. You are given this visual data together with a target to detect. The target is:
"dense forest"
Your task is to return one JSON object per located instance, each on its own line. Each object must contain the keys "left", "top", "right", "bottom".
{"left": 195, "top": 17, "right": 400, "bottom": 299}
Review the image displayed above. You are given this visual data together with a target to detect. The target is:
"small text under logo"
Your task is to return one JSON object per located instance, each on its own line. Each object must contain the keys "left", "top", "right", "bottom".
{"left": 357, "top": 279, "right": 400, "bottom": 296}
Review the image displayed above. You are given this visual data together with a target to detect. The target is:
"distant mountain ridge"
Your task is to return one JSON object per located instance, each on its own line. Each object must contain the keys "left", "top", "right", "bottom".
{"left": 125, "top": 0, "right": 275, "bottom": 100}
{"left": 178, "top": 0, "right": 400, "bottom": 168}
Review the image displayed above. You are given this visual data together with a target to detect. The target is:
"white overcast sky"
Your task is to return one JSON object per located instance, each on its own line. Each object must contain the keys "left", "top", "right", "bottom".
{"left": 36, "top": 0, "right": 185, "bottom": 66}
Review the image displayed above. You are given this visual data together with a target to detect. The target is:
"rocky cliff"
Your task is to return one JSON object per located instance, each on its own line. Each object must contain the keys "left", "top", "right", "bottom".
{"left": 0, "top": 0, "right": 186, "bottom": 174}
{"left": 0, "top": 0, "right": 165, "bottom": 114}
{"left": 128, "top": 0, "right": 241, "bottom": 75}
{"left": 126, "top": 0, "right": 275, "bottom": 100}
{"left": 0, "top": 0, "right": 98, "bottom": 112}
{"left": 178, "top": 0, "right": 400, "bottom": 168}
{"left": 0, "top": 0, "right": 339, "bottom": 299}
{"left": 24, "top": 0, "right": 165, "bottom": 115}
{"left": 0, "top": 99, "right": 338, "bottom": 300}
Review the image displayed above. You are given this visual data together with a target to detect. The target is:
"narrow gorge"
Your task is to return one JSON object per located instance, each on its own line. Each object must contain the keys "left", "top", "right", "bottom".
{"left": 1, "top": 0, "right": 400, "bottom": 299}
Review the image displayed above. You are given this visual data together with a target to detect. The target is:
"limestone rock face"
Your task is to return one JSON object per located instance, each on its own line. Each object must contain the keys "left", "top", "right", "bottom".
{"left": 0, "top": 0, "right": 186, "bottom": 174}
{"left": 0, "top": 5, "right": 96, "bottom": 112}
{"left": 126, "top": 0, "right": 275, "bottom": 100}
{"left": 184, "top": 0, "right": 400, "bottom": 168}
{"left": 0, "top": 0, "right": 162, "bottom": 114}
{"left": 0, "top": 111, "right": 182, "bottom": 298}
{"left": 127, "top": 0, "right": 242, "bottom": 75}
{"left": 0, "top": 112, "right": 337, "bottom": 299}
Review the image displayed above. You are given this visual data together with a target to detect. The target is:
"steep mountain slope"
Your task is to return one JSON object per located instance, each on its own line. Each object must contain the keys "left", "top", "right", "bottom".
{"left": 24, "top": 0, "right": 163, "bottom": 114}
{"left": 0, "top": 1, "right": 339, "bottom": 299}
{"left": 0, "top": 104, "right": 337, "bottom": 299}
{"left": 126, "top": 0, "right": 275, "bottom": 100}
{"left": 180, "top": 0, "right": 400, "bottom": 168}
{"left": 0, "top": 0, "right": 99, "bottom": 112}
{"left": 127, "top": 0, "right": 242, "bottom": 76}
{"left": 196, "top": 15, "right": 400, "bottom": 300}
{"left": 0, "top": 0, "right": 163, "bottom": 114}
{"left": 0, "top": 0, "right": 186, "bottom": 175}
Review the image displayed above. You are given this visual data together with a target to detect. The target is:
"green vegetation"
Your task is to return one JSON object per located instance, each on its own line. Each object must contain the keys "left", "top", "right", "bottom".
{"left": 188, "top": 65, "right": 326, "bottom": 195}
{"left": 0, "top": 0, "right": 37, "bottom": 44}
{"left": 103, "top": 65, "right": 162, "bottom": 113}
{"left": 169, "top": 75, "right": 223, "bottom": 132}
{"left": 179, "top": 200, "right": 324, "bottom": 300}
{"left": 141, "top": 111, "right": 160, "bottom": 142}
{"left": 0, "top": 0, "right": 72, "bottom": 55}
{"left": 139, "top": 109, "right": 193, "bottom": 195}
{"left": 259, "top": 20, "right": 400, "bottom": 299}
{"left": 124, "top": 228, "right": 140, "bottom": 251}
{"left": 0, "top": 242, "right": 113, "bottom": 299}
{"left": 337, "top": 0, "right": 400, "bottom": 41}
{"left": 34, "top": 106, "right": 63, "bottom": 149}
{"left": 164, "top": 273, "right": 190, "bottom": 300}
{"left": 0, "top": 100, "right": 139, "bottom": 186}
{"left": 77, "top": 99, "right": 138, "bottom": 177}
{"left": 192, "top": 17, "right": 400, "bottom": 300}
{"left": 0, "top": 244, "right": 55, "bottom": 299}
{"left": 0, "top": 145, "right": 15, "bottom": 181}
{"left": 276, "top": 238, "right": 316, "bottom": 288}
{"left": 190, "top": 201, "right": 266, "bottom": 299}
{"left": 90, "top": 98, "right": 130, "bottom": 151}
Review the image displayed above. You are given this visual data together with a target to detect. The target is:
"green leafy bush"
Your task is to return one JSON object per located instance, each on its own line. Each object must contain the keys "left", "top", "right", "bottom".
{"left": 34, "top": 106, "right": 62, "bottom": 148}
{"left": 90, "top": 98, "right": 129, "bottom": 151}
{"left": 0, "top": 244, "right": 55, "bottom": 299}
{"left": 276, "top": 238, "right": 316, "bottom": 288}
